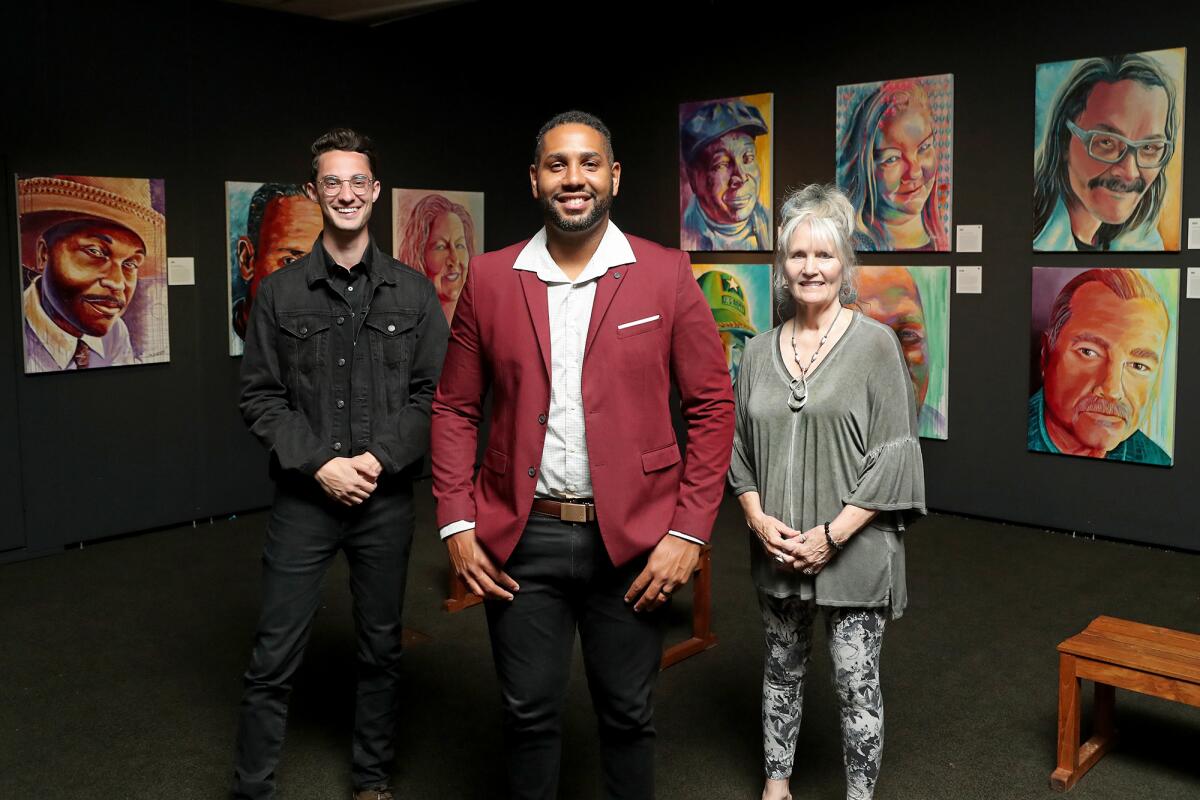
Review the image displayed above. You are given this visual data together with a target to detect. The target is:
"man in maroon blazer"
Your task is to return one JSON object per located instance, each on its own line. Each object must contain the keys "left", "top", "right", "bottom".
{"left": 431, "top": 110, "right": 734, "bottom": 800}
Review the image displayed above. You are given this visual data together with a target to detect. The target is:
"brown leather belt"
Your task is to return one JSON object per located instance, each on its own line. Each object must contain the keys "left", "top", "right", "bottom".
{"left": 531, "top": 498, "right": 596, "bottom": 523}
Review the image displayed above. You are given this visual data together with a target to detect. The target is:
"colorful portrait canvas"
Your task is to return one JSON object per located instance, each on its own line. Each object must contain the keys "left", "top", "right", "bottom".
{"left": 1029, "top": 267, "right": 1178, "bottom": 466}
{"left": 1034, "top": 48, "right": 1186, "bottom": 252}
{"left": 857, "top": 266, "right": 950, "bottom": 439}
{"left": 226, "top": 181, "right": 323, "bottom": 356}
{"left": 392, "top": 188, "right": 484, "bottom": 323}
{"left": 16, "top": 175, "right": 169, "bottom": 373}
{"left": 836, "top": 74, "right": 953, "bottom": 253}
{"left": 692, "top": 263, "right": 772, "bottom": 384}
{"left": 679, "top": 92, "right": 774, "bottom": 252}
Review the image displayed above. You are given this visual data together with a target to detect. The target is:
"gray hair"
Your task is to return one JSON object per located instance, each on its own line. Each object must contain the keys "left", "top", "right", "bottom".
{"left": 773, "top": 183, "right": 859, "bottom": 319}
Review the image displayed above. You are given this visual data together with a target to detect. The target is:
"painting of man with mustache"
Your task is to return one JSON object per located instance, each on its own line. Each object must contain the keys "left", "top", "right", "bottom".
{"left": 1029, "top": 268, "right": 1177, "bottom": 466}
{"left": 16, "top": 175, "right": 168, "bottom": 373}
{"left": 1033, "top": 48, "right": 1185, "bottom": 251}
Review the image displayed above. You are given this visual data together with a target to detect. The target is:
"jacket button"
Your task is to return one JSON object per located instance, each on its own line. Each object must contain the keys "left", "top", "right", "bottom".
{"left": 336, "top": 400, "right": 345, "bottom": 408}
{"left": 538, "top": 414, "right": 547, "bottom": 424}
{"left": 387, "top": 324, "right": 396, "bottom": 333}
{"left": 614, "top": 272, "right": 621, "bottom": 279}
{"left": 300, "top": 326, "right": 308, "bottom": 335}
{"left": 337, "top": 316, "right": 345, "bottom": 325}
{"left": 332, "top": 442, "right": 342, "bottom": 452}
{"left": 337, "top": 358, "right": 346, "bottom": 367}
{"left": 527, "top": 467, "right": 536, "bottom": 477}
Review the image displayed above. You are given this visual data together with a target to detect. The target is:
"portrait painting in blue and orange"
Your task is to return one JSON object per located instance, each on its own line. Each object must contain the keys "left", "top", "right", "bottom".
{"left": 226, "top": 181, "right": 323, "bottom": 356}
{"left": 1034, "top": 48, "right": 1186, "bottom": 252}
{"left": 836, "top": 75, "right": 953, "bottom": 252}
{"left": 1029, "top": 268, "right": 1178, "bottom": 466}
{"left": 16, "top": 175, "right": 169, "bottom": 373}
{"left": 679, "top": 93, "right": 774, "bottom": 252}
{"left": 857, "top": 266, "right": 950, "bottom": 440}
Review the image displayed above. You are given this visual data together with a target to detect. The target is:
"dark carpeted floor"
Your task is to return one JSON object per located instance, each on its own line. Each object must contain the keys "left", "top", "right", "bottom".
{"left": 0, "top": 486, "right": 1197, "bottom": 799}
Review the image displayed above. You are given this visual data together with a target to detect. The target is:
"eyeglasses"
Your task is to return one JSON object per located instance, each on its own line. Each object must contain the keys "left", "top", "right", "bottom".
{"left": 1065, "top": 120, "right": 1173, "bottom": 169}
{"left": 317, "top": 174, "right": 375, "bottom": 196}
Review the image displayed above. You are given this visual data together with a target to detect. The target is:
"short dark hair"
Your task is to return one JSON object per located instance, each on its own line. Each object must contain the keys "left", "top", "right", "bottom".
{"left": 533, "top": 110, "right": 614, "bottom": 164}
{"left": 247, "top": 183, "right": 308, "bottom": 247}
{"left": 310, "top": 127, "right": 378, "bottom": 184}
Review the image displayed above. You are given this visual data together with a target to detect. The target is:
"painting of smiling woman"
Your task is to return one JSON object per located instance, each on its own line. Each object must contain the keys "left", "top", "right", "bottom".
{"left": 836, "top": 75, "right": 953, "bottom": 252}
{"left": 393, "top": 188, "right": 483, "bottom": 322}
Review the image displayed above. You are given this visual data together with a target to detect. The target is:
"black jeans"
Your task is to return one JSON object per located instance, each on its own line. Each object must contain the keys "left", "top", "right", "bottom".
{"left": 232, "top": 477, "right": 414, "bottom": 799}
{"left": 485, "top": 514, "right": 667, "bottom": 800}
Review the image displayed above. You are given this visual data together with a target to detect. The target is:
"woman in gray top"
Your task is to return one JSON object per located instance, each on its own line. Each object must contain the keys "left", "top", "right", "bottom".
{"left": 728, "top": 184, "right": 925, "bottom": 800}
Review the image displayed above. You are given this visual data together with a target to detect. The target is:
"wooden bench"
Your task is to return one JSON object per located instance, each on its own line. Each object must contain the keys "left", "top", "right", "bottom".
{"left": 445, "top": 545, "right": 718, "bottom": 670}
{"left": 1051, "top": 615, "right": 1200, "bottom": 792}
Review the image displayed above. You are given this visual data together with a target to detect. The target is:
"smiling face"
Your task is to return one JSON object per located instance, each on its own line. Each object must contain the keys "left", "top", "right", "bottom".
{"left": 530, "top": 123, "right": 619, "bottom": 234}
{"left": 307, "top": 150, "right": 380, "bottom": 235}
{"left": 423, "top": 210, "right": 469, "bottom": 305}
{"left": 36, "top": 220, "right": 144, "bottom": 338}
{"left": 1065, "top": 79, "right": 1169, "bottom": 236}
{"left": 857, "top": 267, "right": 929, "bottom": 406}
{"left": 783, "top": 220, "right": 845, "bottom": 312}
{"left": 1041, "top": 280, "right": 1168, "bottom": 456}
{"left": 688, "top": 130, "right": 761, "bottom": 225}
{"left": 873, "top": 103, "right": 937, "bottom": 223}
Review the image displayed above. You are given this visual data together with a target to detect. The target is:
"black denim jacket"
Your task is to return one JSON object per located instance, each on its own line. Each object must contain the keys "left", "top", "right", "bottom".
{"left": 239, "top": 239, "right": 448, "bottom": 479}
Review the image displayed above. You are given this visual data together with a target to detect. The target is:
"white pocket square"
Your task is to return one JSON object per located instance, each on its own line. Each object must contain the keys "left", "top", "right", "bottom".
{"left": 617, "top": 315, "right": 661, "bottom": 330}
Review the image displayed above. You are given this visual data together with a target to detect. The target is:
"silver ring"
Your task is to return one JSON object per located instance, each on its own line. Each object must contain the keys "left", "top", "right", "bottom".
{"left": 774, "top": 555, "right": 786, "bottom": 563}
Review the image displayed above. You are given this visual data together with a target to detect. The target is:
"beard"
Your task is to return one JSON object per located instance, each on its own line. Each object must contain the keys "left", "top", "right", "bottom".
{"left": 540, "top": 186, "right": 613, "bottom": 233}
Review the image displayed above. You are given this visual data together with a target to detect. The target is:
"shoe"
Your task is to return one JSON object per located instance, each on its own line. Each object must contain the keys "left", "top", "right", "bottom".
{"left": 353, "top": 788, "right": 394, "bottom": 800}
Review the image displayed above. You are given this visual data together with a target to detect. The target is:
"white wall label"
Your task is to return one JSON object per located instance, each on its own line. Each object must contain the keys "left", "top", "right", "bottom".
{"left": 956, "top": 224, "right": 983, "bottom": 253}
{"left": 956, "top": 266, "right": 982, "bottom": 294}
{"left": 1187, "top": 268, "right": 1200, "bottom": 299}
{"left": 168, "top": 257, "right": 195, "bottom": 286}
{"left": 1188, "top": 218, "right": 1200, "bottom": 249}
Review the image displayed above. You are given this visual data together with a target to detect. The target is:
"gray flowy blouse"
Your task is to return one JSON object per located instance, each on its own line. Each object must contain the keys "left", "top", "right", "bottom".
{"left": 728, "top": 312, "right": 926, "bottom": 618}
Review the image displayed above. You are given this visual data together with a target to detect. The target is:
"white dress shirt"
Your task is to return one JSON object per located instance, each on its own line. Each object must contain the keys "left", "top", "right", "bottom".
{"left": 440, "top": 222, "right": 703, "bottom": 546}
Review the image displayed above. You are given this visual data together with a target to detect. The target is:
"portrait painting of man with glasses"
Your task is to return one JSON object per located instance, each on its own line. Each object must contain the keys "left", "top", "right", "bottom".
{"left": 1034, "top": 48, "right": 1186, "bottom": 252}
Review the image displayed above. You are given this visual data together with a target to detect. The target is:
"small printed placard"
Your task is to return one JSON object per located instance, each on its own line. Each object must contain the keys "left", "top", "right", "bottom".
{"left": 956, "top": 224, "right": 982, "bottom": 253}
{"left": 956, "top": 266, "right": 982, "bottom": 294}
{"left": 1188, "top": 218, "right": 1200, "bottom": 250}
{"left": 167, "top": 257, "right": 195, "bottom": 286}
{"left": 1187, "top": 268, "right": 1200, "bottom": 299}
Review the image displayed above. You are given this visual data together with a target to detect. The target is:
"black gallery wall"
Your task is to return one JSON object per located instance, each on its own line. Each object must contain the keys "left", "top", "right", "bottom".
{"left": 2, "top": 1, "right": 1199, "bottom": 561}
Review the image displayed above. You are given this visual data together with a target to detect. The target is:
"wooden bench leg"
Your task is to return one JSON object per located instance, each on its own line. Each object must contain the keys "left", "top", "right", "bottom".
{"left": 1051, "top": 654, "right": 1082, "bottom": 791}
{"left": 660, "top": 547, "right": 719, "bottom": 670}
{"left": 1051, "top": 657, "right": 1118, "bottom": 792}
{"left": 443, "top": 557, "right": 483, "bottom": 613}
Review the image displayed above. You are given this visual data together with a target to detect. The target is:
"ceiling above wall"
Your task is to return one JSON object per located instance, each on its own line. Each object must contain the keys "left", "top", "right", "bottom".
{"left": 222, "top": 0, "right": 474, "bottom": 25}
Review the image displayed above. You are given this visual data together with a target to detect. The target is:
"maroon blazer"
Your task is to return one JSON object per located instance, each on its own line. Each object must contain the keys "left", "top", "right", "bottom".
{"left": 430, "top": 232, "right": 734, "bottom": 567}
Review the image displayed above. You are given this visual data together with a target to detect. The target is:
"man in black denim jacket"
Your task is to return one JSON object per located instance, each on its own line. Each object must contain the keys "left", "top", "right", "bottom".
{"left": 231, "top": 128, "right": 448, "bottom": 800}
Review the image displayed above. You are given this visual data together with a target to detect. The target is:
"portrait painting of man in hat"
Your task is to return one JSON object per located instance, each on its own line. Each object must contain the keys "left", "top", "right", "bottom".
{"left": 17, "top": 175, "right": 168, "bottom": 373}
{"left": 680, "top": 93, "right": 774, "bottom": 252}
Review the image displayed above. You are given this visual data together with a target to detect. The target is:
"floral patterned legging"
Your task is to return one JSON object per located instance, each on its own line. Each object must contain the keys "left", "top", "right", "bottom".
{"left": 758, "top": 593, "right": 887, "bottom": 800}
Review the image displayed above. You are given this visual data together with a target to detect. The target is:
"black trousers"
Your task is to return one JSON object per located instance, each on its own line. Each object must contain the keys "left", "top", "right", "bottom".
{"left": 231, "top": 477, "right": 414, "bottom": 799}
{"left": 485, "top": 514, "right": 667, "bottom": 800}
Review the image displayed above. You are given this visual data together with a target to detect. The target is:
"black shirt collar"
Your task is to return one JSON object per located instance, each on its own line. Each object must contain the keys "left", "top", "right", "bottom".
{"left": 306, "top": 235, "right": 394, "bottom": 286}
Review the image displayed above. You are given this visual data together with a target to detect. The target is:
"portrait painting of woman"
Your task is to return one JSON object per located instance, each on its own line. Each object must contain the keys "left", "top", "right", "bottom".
{"left": 393, "top": 189, "right": 483, "bottom": 322}
{"left": 836, "top": 75, "right": 953, "bottom": 252}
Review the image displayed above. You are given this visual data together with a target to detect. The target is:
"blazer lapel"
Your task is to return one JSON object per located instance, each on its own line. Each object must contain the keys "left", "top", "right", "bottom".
{"left": 519, "top": 270, "right": 552, "bottom": 377}
{"left": 585, "top": 267, "right": 627, "bottom": 359}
